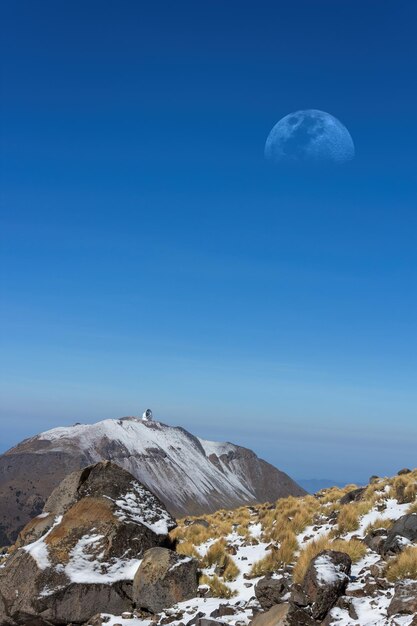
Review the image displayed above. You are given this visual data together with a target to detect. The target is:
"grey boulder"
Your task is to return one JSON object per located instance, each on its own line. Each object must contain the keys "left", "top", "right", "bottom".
{"left": 388, "top": 581, "right": 417, "bottom": 616}
{"left": 133, "top": 547, "right": 198, "bottom": 613}
{"left": 363, "top": 528, "right": 388, "bottom": 555}
{"left": 249, "top": 604, "right": 290, "bottom": 626}
{"left": 383, "top": 514, "right": 417, "bottom": 554}
{"left": 340, "top": 487, "right": 365, "bottom": 505}
{"left": 254, "top": 575, "right": 289, "bottom": 610}
{"left": 294, "top": 550, "right": 351, "bottom": 621}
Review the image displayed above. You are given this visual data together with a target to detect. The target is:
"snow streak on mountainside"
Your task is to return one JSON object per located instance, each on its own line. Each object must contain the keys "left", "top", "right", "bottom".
{"left": 0, "top": 417, "right": 305, "bottom": 546}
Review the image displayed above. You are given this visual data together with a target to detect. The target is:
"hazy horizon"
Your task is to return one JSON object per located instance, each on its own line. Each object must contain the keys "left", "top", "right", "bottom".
{"left": 2, "top": 409, "right": 416, "bottom": 487}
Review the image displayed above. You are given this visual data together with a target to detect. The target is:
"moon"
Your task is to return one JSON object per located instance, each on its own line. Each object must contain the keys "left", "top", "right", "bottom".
{"left": 265, "top": 109, "right": 354, "bottom": 164}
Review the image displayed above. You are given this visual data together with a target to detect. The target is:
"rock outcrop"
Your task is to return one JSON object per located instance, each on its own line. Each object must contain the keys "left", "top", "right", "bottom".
{"left": 251, "top": 550, "right": 353, "bottom": 626}
{"left": 339, "top": 487, "right": 365, "bottom": 505}
{"left": 132, "top": 547, "right": 199, "bottom": 613}
{"left": 291, "top": 550, "right": 351, "bottom": 621}
{"left": 363, "top": 527, "right": 387, "bottom": 555}
{"left": 383, "top": 513, "right": 417, "bottom": 554}
{"left": 387, "top": 581, "right": 417, "bottom": 616}
{"left": 250, "top": 604, "right": 290, "bottom": 626}
{"left": 0, "top": 461, "right": 176, "bottom": 625}
{"left": 254, "top": 575, "right": 289, "bottom": 610}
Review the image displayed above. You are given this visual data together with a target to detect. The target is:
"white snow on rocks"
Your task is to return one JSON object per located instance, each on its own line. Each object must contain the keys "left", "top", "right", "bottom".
{"left": 64, "top": 533, "right": 142, "bottom": 584}
{"left": 168, "top": 556, "right": 192, "bottom": 572}
{"left": 114, "top": 481, "right": 175, "bottom": 535}
{"left": 24, "top": 538, "right": 50, "bottom": 571}
{"left": 314, "top": 554, "right": 348, "bottom": 585}
{"left": 23, "top": 521, "right": 142, "bottom": 585}
{"left": 23, "top": 515, "right": 62, "bottom": 570}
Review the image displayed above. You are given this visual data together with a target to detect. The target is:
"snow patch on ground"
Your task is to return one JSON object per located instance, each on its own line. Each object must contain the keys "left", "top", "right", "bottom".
{"left": 298, "top": 521, "right": 333, "bottom": 545}
{"left": 103, "top": 616, "right": 153, "bottom": 626}
{"left": 346, "top": 498, "right": 411, "bottom": 539}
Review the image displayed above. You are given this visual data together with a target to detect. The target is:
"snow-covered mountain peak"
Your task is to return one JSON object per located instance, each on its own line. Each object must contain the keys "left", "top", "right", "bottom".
{"left": 0, "top": 416, "right": 305, "bottom": 546}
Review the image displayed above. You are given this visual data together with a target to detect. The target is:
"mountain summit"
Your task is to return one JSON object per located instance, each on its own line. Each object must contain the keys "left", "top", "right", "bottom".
{"left": 0, "top": 416, "right": 305, "bottom": 545}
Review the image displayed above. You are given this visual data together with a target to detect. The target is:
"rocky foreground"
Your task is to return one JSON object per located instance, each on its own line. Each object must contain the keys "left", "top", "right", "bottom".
{"left": 0, "top": 417, "right": 305, "bottom": 546}
{"left": 2, "top": 464, "right": 417, "bottom": 625}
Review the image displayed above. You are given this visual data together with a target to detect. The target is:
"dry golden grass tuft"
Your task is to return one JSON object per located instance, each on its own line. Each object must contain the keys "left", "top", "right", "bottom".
{"left": 248, "top": 531, "right": 298, "bottom": 578}
{"left": 199, "top": 574, "right": 237, "bottom": 598}
{"left": 361, "top": 478, "right": 391, "bottom": 502}
{"left": 175, "top": 540, "right": 200, "bottom": 560}
{"left": 259, "top": 495, "right": 320, "bottom": 543}
{"left": 170, "top": 523, "right": 211, "bottom": 546}
{"left": 170, "top": 507, "right": 238, "bottom": 546}
{"left": 316, "top": 485, "right": 356, "bottom": 505}
{"left": 385, "top": 546, "right": 417, "bottom": 581}
{"left": 335, "top": 501, "right": 374, "bottom": 535}
{"left": 292, "top": 535, "right": 367, "bottom": 583}
{"left": 223, "top": 557, "right": 240, "bottom": 582}
{"left": 247, "top": 550, "right": 282, "bottom": 578}
{"left": 292, "top": 536, "right": 331, "bottom": 583}
{"left": 391, "top": 474, "right": 417, "bottom": 504}
{"left": 203, "top": 539, "right": 228, "bottom": 567}
{"left": 364, "top": 517, "right": 393, "bottom": 534}
{"left": 237, "top": 526, "right": 250, "bottom": 538}
{"left": 233, "top": 506, "right": 252, "bottom": 526}
{"left": 201, "top": 538, "right": 240, "bottom": 581}
{"left": 332, "top": 538, "right": 368, "bottom": 563}
{"left": 407, "top": 501, "right": 417, "bottom": 514}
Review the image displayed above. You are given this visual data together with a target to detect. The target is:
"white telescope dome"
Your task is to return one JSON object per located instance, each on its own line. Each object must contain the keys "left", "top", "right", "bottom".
{"left": 142, "top": 409, "right": 153, "bottom": 421}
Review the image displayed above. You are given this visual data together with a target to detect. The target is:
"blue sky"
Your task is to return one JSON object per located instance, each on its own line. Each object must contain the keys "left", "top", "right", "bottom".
{"left": 1, "top": 1, "right": 416, "bottom": 483}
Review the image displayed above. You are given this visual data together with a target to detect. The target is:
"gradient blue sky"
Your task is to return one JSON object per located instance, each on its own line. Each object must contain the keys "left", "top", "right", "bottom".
{"left": 1, "top": 1, "right": 416, "bottom": 483}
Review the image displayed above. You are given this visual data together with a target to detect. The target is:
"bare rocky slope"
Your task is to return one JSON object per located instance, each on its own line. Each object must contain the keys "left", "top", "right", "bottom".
{"left": 0, "top": 416, "right": 305, "bottom": 546}
{"left": 2, "top": 464, "right": 417, "bottom": 626}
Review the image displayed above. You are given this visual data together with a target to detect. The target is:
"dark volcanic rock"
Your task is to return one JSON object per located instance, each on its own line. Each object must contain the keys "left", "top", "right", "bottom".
{"left": 132, "top": 547, "right": 198, "bottom": 613}
{"left": 286, "top": 605, "right": 317, "bottom": 626}
{"left": 189, "top": 519, "right": 209, "bottom": 529}
{"left": 255, "top": 575, "right": 289, "bottom": 610}
{"left": 0, "top": 417, "right": 306, "bottom": 545}
{"left": 388, "top": 581, "right": 417, "bottom": 615}
{"left": 364, "top": 528, "right": 388, "bottom": 554}
{"left": 0, "top": 462, "right": 176, "bottom": 625}
{"left": 250, "top": 604, "right": 316, "bottom": 626}
{"left": 210, "top": 605, "right": 236, "bottom": 618}
{"left": 340, "top": 487, "right": 365, "bottom": 505}
{"left": 0, "top": 592, "right": 14, "bottom": 625}
{"left": 383, "top": 514, "right": 417, "bottom": 554}
{"left": 249, "top": 604, "right": 290, "bottom": 626}
{"left": 297, "top": 550, "right": 351, "bottom": 620}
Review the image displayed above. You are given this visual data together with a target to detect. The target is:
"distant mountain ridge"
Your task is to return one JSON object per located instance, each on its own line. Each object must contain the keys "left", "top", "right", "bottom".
{"left": 0, "top": 416, "right": 305, "bottom": 545}
{"left": 297, "top": 478, "right": 350, "bottom": 493}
